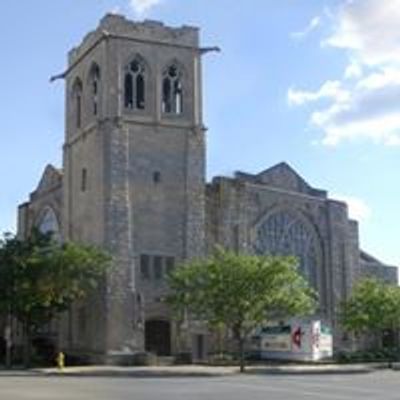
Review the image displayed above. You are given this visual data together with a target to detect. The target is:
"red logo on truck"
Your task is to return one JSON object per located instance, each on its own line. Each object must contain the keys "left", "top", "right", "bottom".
{"left": 292, "top": 327, "right": 302, "bottom": 348}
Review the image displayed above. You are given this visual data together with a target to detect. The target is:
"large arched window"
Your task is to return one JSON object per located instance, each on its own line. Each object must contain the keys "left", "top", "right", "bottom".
{"left": 253, "top": 211, "right": 320, "bottom": 287}
{"left": 162, "top": 64, "right": 183, "bottom": 115}
{"left": 124, "top": 57, "right": 146, "bottom": 110}
{"left": 89, "top": 63, "right": 101, "bottom": 116}
{"left": 37, "top": 207, "right": 61, "bottom": 243}
{"left": 72, "top": 78, "right": 83, "bottom": 128}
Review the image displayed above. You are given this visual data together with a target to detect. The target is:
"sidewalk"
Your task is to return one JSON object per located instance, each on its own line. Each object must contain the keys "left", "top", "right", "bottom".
{"left": 25, "top": 363, "right": 389, "bottom": 377}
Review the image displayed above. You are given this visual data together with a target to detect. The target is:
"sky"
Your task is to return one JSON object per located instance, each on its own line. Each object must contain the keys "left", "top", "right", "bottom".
{"left": 1, "top": 0, "right": 400, "bottom": 267}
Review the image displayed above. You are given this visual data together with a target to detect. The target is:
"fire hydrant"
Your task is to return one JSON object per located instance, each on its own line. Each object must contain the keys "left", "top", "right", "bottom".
{"left": 56, "top": 352, "right": 65, "bottom": 372}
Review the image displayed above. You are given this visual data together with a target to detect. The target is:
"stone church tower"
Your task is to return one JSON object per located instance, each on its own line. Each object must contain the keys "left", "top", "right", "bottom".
{"left": 59, "top": 14, "right": 206, "bottom": 359}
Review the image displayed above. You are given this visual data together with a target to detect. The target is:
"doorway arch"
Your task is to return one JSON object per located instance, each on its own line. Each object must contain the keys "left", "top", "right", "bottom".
{"left": 145, "top": 320, "right": 171, "bottom": 356}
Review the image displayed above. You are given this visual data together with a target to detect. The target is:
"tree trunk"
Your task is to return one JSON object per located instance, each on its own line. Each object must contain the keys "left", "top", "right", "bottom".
{"left": 4, "top": 313, "right": 12, "bottom": 369}
{"left": 23, "top": 320, "right": 32, "bottom": 369}
{"left": 239, "top": 337, "right": 245, "bottom": 373}
{"left": 218, "top": 326, "right": 224, "bottom": 358}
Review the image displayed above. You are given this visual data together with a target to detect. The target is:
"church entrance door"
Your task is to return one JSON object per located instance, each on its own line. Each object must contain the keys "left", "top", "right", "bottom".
{"left": 145, "top": 320, "right": 171, "bottom": 356}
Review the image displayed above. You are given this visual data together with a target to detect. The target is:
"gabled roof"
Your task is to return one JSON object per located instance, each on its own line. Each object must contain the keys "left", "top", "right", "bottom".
{"left": 34, "top": 164, "right": 63, "bottom": 195}
{"left": 360, "top": 250, "right": 384, "bottom": 265}
{"left": 235, "top": 162, "right": 327, "bottom": 198}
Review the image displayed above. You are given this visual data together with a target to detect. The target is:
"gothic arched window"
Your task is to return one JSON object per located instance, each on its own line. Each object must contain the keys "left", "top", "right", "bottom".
{"left": 72, "top": 78, "right": 83, "bottom": 128}
{"left": 253, "top": 211, "right": 320, "bottom": 287}
{"left": 37, "top": 207, "right": 61, "bottom": 243}
{"left": 162, "top": 64, "right": 183, "bottom": 115}
{"left": 89, "top": 63, "right": 101, "bottom": 116}
{"left": 124, "top": 58, "right": 146, "bottom": 110}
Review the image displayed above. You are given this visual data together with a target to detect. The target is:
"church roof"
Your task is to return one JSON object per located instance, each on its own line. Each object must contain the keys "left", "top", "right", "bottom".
{"left": 360, "top": 250, "right": 385, "bottom": 265}
{"left": 33, "top": 164, "right": 63, "bottom": 196}
{"left": 234, "top": 162, "right": 327, "bottom": 198}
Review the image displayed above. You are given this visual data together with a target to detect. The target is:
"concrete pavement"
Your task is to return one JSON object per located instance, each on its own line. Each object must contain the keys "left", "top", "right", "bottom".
{"left": 0, "top": 370, "right": 400, "bottom": 400}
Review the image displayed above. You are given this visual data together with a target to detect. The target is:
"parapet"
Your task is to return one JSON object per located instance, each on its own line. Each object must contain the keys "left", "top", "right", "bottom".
{"left": 68, "top": 13, "right": 200, "bottom": 65}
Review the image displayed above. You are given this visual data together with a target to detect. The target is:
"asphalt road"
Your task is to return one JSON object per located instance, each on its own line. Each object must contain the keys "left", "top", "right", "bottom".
{"left": 0, "top": 371, "right": 399, "bottom": 400}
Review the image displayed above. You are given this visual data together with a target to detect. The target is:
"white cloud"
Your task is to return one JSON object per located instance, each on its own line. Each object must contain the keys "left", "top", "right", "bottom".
{"left": 129, "top": 0, "right": 162, "bottom": 16}
{"left": 288, "top": 80, "right": 350, "bottom": 106}
{"left": 344, "top": 60, "right": 363, "bottom": 79}
{"left": 288, "top": 0, "right": 400, "bottom": 147}
{"left": 310, "top": 81, "right": 400, "bottom": 146}
{"left": 324, "top": 0, "right": 400, "bottom": 67}
{"left": 332, "top": 194, "right": 372, "bottom": 222}
{"left": 291, "top": 16, "right": 321, "bottom": 39}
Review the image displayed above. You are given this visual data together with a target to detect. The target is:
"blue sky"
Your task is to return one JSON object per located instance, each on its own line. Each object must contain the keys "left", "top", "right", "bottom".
{"left": 1, "top": 0, "right": 399, "bottom": 267}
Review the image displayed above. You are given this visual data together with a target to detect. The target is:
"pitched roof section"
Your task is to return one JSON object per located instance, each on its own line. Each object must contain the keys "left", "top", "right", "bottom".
{"left": 360, "top": 250, "right": 384, "bottom": 265}
{"left": 34, "top": 164, "right": 63, "bottom": 195}
{"left": 235, "top": 162, "right": 327, "bottom": 198}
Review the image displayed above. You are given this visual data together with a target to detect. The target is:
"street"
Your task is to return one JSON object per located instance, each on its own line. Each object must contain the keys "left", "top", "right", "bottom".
{"left": 0, "top": 371, "right": 399, "bottom": 400}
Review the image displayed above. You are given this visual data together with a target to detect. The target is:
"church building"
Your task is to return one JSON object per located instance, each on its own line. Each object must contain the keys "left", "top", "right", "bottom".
{"left": 17, "top": 14, "right": 397, "bottom": 362}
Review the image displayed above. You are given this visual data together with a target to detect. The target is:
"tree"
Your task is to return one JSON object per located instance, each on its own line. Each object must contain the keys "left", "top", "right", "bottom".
{"left": 341, "top": 278, "right": 400, "bottom": 349}
{"left": 167, "top": 248, "right": 316, "bottom": 372}
{"left": 0, "top": 230, "right": 111, "bottom": 367}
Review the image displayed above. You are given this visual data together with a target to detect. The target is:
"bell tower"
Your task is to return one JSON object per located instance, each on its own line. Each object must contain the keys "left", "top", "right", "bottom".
{"left": 61, "top": 14, "right": 206, "bottom": 360}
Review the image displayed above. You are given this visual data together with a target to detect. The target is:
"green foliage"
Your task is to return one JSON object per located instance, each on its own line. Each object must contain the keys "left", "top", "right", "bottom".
{"left": 167, "top": 248, "right": 316, "bottom": 371}
{"left": 0, "top": 229, "right": 111, "bottom": 330}
{"left": 336, "top": 348, "right": 399, "bottom": 363}
{"left": 342, "top": 278, "right": 400, "bottom": 335}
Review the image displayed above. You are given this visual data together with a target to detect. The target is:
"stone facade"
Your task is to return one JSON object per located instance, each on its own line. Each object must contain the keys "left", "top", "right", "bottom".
{"left": 206, "top": 165, "right": 364, "bottom": 349}
{"left": 18, "top": 14, "right": 397, "bottom": 361}
{"left": 360, "top": 251, "right": 398, "bottom": 284}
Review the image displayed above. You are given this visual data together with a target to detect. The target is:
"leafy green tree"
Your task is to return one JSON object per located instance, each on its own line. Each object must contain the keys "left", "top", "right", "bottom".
{"left": 342, "top": 278, "right": 400, "bottom": 349}
{"left": 0, "top": 230, "right": 111, "bottom": 367}
{"left": 168, "top": 248, "right": 316, "bottom": 372}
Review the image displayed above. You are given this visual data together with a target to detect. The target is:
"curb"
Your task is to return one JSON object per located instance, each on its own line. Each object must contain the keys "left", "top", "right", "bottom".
{"left": 0, "top": 363, "right": 390, "bottom": 378}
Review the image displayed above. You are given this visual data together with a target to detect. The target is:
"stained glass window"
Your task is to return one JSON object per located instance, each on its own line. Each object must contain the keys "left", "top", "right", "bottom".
{"left": 162, "top": 64, "right": 183, "bottom": 114}
{"left": 253, "top": 211, "right": 320, "bottom": 287}
{"left": 38, "top": 207, "right": 61, "bottom": 243}
{"left": 124, "top": 57, "right": 146, "bottom": 110}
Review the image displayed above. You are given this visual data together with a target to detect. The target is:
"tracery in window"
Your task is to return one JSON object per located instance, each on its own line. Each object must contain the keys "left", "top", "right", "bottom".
{"left": 253, "top": 211, "right": 320, "bottom": 287}
{"left": 89, "top": 63, "right": 101, "bottom": 116}
{"left": 72, "top": 78, "right": 83, "bottom": 128}
{"left": 37, "top": 207, "right": 61, "bottom": 243}
{"left": 162, "top": 64, "right": 183, "bottom": 115}
{"left": 124, "top": 57, "right": 146, "bottom": 110}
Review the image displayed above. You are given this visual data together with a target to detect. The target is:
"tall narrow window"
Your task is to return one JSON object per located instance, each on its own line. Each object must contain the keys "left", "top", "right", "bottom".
{"left": 136, "top": 74, "right": 145, "bottom": 109}
{"left": 81, "top": 168, "right": 87, "bottom": 192}
{"left": 162, "top": 64, "right": 183, "bottom": 115}
{"left": 166, "top": 257, "right": 175, "bottom": 276}
{"left": 124, "top": 57, "right": 146, "bottom": 110}
{"left": 89, "top": 64, "right": 101, "bottom": 116}
{"left": 153, "top": 256, "right": 163, "bottom": 280}
{"left": 124, "top": 74, "right": 133, "bottom": 108}
{"left": 77, "top": 93, "right": 82, "bottom": 127}
{"left": 140, "top": 254, "right": 150, "bottom": 280}
{"left": 72, "top": 78, "right": 83, "bottom": 129}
